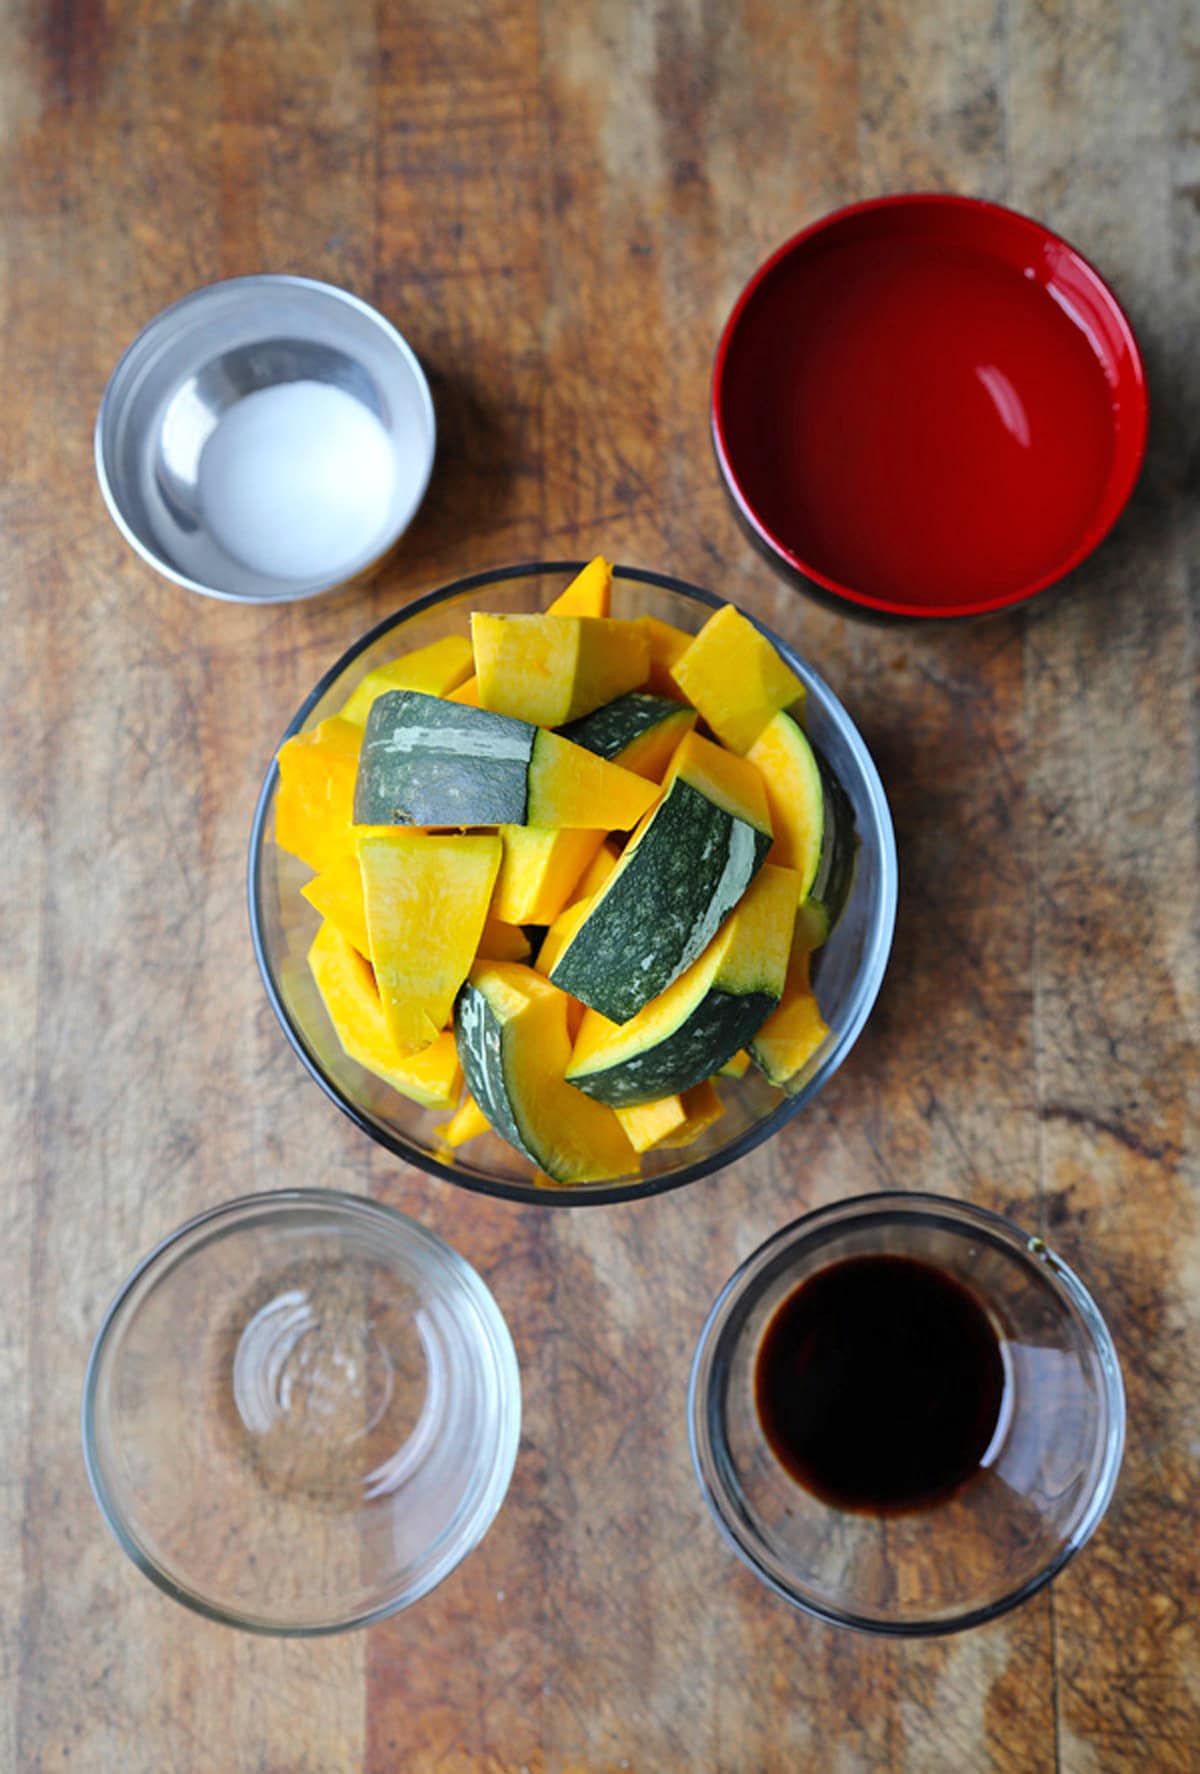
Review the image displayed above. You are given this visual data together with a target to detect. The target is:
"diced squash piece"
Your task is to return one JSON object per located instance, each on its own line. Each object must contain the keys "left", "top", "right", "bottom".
{"left": 275, "top": 717, "right": 362, "bottom": 872}
{"left": 615, "top": 1095, "right": 689, "bottom": 1153}
{"left": 718, "top": 1048, "right": 751, "bottom": 1079}
{"left": 661, "top": 728, "right": 772, "bottom": 829}
{"left": 659, "top": 1080, "right": 725, "bottom": 1147}
{"left": 301, "top": 851, "right": 370, "bottom": 957}
{"left": 491, "top": 827, "right": 607, "bottom": 925}
{"left": 338, "top": 635, "right": 474, "bottom": 726}
{"left": 749, "top": 949, "right": 830, "bottom": 1092}
{"left": 572, "top": 839, "right": 621, "bottom": 903}
{"left": 472, "top": 613, "right": 650, "bottom": 727}
{"left": 559, "top": 692, "right": 697, "bottom": 782}
{"left": 671, "top": 603, "right": 805, "bottom": 753}
{"left": 526, "top": 730, "right": 658, "bottom": 830}
{"left": 436, "top": 1092, "right": 492, "bottom": 1147}
{"left": 446, "top": 675, "right": 482, "bottom": 706}
{"left": 307, "top": 922, "right": 462, "bottom": 1108}
{"left": 546, "top": 555, "right": 612, "bottom": 617}
{"left": 549, "top": 731, "right": 772, "bottom": 1023}
{"left": 354, "top": 691, "right": 658, "bottom": 832}
{"left": 535, "top": 896, "right": 593, "bottom": 977}
{"left": 566, "top": 865, "right": 799, "bottom": 1104}
{"left": 636, "top": 614, "right": 693, "bottom": 696}
{"left": 746, "top": 712, "right": 855, "bottom": 938}
{"left": 476, "top": 916, "right": 532, "bottom": 962}
{"left": 358, "top": 830, "right": 502, "bottom": 1053}
{"left": 455, "top": 962, "right": 636, "bottom": 1183}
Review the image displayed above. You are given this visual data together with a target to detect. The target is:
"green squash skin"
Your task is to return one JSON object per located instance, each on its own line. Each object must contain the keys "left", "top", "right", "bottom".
{"left": 558, "top": 692, "right": 688, "bottom": 761}
{"left": 568, "top": 986, "right": 778, "bottom": 1105}
{"left": 549, "top": 777, "right": 772, "bottom": 1022}
{"left": 354, "top": 690, "right": 534, "bottom": 826}
{"left": 453, "top": 979, "right": 540, "bottom": 1167}
{"left": 809, "top": 747, "right": 858, "bottom": 935}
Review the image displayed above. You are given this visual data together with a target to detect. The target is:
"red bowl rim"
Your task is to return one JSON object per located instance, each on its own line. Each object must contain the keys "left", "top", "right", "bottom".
{"left": 711, "top": 192, "right": 1149, "bottom": 620}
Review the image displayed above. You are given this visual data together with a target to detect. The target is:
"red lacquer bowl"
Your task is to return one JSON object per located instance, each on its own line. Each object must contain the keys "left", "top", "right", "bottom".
{"left": 712, "top": 195, "right": 1148, "bottom": 619}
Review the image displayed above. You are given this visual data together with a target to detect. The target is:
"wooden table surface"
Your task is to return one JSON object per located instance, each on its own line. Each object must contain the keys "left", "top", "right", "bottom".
{"left": 4, "top": 1, "right": 1198, "bottom": 1768}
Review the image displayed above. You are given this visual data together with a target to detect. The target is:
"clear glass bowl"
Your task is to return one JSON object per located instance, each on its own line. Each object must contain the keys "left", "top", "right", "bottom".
{"left": 689, "top": 1193, "right": 1125, "bottom": 1635}
{"left": 248, "top": 563, "right": 898, "bottom": 1204}
{"left": 82, "top": 1191, "right": 521, "bottom": 1634}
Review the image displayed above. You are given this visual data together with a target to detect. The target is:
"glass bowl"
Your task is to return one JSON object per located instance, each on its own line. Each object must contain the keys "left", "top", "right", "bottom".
{"left": 82, "top": 1191, "right": 520, "bottom": 1635}
{"left": 248, "top": 562, "right": 898, "bottom": 1205}
{"left": 689, "top": 1192, "right": 1125, "bottom": 1636}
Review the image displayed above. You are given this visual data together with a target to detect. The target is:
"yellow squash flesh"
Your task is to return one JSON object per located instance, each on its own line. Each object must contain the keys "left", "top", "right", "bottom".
{"left": 491, "top": 826, "right": 607, "bottom": 925}
{"left": 660, "top": 1080, "right": 725, "bottom": 1147}
{"left": 435, "top": 1093, "right": 492, "bottom": 1147}
{"left": 662, "top": 728, "right": 772, "bottom": 833}
{"left": 635, "top": 614, "right": 693, "bottom": 696}
{"left": 275, "top": 717, "right": 363, "bottom": 872}
{"left": 472, "top": 612, "right": 650, "bottom": 726}
{"left": 358, "top": 830, "right": 502, "bottom": 1053}
{"left": 307, "top": 922, "right": 462, "bottom": 1108}
{"left": 338, "top": 635, "right": 474, "bottom": 726}
{"left": 545, "top": 555, "right": 613, "bottom": 616}
{"left": 527, "top": 731, "right": 659, "bottom": 831}
{"left": 671, "top": 603, "right": 805, "bottom": 754}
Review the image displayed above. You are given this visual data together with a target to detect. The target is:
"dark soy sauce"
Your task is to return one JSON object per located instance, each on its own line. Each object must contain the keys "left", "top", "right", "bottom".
{"left": 754, "top": 1254, "right": 1006, "bottom": 1514}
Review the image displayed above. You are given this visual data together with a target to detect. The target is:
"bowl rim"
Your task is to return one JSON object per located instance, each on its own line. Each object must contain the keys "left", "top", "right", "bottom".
{"left": 80, "top": 1186, "right": 522, "bottom": 1635}
{"left": 687, "top": 1189, "right": 1127, "bottom": 1636}
{"left": 711, "top": 191, "right": 1150, "bottom": 621}
{"left": 246, "top": 560, "right": 899, "bottom": 1207}
{"left": 94, "top": 272, "right": 437, "bottom": 606}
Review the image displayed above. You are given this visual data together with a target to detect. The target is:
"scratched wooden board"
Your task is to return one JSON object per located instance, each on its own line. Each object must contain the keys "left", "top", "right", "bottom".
{"left": 2, "top": 0, "right": 1197, "bottom": 1769}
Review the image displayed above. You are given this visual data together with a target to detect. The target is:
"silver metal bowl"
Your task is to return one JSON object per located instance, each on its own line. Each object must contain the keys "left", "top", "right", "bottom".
{"left": 95, "top": 275, "right": 436, "bottom": 604}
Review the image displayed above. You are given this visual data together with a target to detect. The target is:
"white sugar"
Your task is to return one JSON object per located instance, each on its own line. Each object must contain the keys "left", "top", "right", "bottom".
{"left": 198, "top": 380, "right": 399, "bottom": 582}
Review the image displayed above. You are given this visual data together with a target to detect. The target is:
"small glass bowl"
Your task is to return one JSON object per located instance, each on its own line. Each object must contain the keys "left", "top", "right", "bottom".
{"left": 689, "top": 1192, "right": 1125, "bottom": 1636}
{"left": 248, "top": 562, "right": 898, "bottom": 1205}
{"left": 82, "top": 1191, "right": 520, "bottom": 1635}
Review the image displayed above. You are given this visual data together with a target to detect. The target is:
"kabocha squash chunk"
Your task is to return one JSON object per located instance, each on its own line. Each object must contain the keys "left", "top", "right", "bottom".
{"left": 566, "top": 864, "right": 800, "bottom": 1104}
{"left": 746, "top": 711, "right": 857, "bottom": 933}
{"left": 471, "top": 613, "right": 650, "bottom": 726}
{"left": 615, "top": 1095, "right": 689, "bottom": 1153}
{"left": 338, "top": 635, "right": 474, "bottom": 726}
{"left": 354, "top": 690, "right": 657, "bottom": 831}
{"left": 534, "top": 895, "right": 593, "bottom": 977}
{"left": 275, "top": 717, "right": 362, "bottom": 872}
{"left": 307, "top": 922, "right": 462, "bottom": 1109}
{"left": 635, "top": 614, "right": 693, "bottom": 696}
{"left": 301, "top": 851, "right": 371, "bottom": 957}
{"left": 446, "top": 675, "right": 482, "bottom": 706}
{"left": 572, "top": 838, "right": 622, "bottom": 901}
{"left": 548, "top": 731, "right": 772, "bottom": 1023}
{"left": 559, "top": 692, "right": 698, "bottom": 781}
{"left": 749, "top": 949, "right": 829, "bottom": 1091}
{"left": 358, "top": 830, "right": 502, "bottom": 1053}
{"left": 491, "top": 826, "right": 607, "bottom": 925}
{"left": 435, "top": 1092, "right": 492, "bottom": 1147}
{"left": 545, "top": 555, "right": 613, "bottom": 617}
{"left": 455, "top": 962, "right": 636, "bottom": 1184}
{"left": 671, "top": 603, "right": 805, "bottom": 754}
{"left": 525, "top": 731, "right": 657, "bottom": 830}
{"left": 475, "top": 915, "right": 532, "bottom": 963}
{"left": 659, "top": 1080, "right": 725, "bottom": 1147}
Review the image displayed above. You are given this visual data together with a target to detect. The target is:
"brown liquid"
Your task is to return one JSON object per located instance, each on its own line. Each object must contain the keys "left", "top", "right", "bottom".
{"left": 754, "top": 1254, "right": 1006, "bottom": 1514}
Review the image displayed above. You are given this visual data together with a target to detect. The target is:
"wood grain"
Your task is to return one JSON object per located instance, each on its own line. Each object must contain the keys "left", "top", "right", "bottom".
{"left": 2, "top": 0, "right": 1197, "bottom": 1769}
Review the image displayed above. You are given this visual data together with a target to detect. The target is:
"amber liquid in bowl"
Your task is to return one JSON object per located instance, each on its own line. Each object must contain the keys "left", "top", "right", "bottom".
{"left": 754, "top": 1254, "right": 1006, "bottom": 1515}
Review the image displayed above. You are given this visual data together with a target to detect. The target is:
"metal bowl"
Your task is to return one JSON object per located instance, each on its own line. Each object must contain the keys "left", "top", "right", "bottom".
{"left": 95, "top": 275, "right": 436, "bottom": 604}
